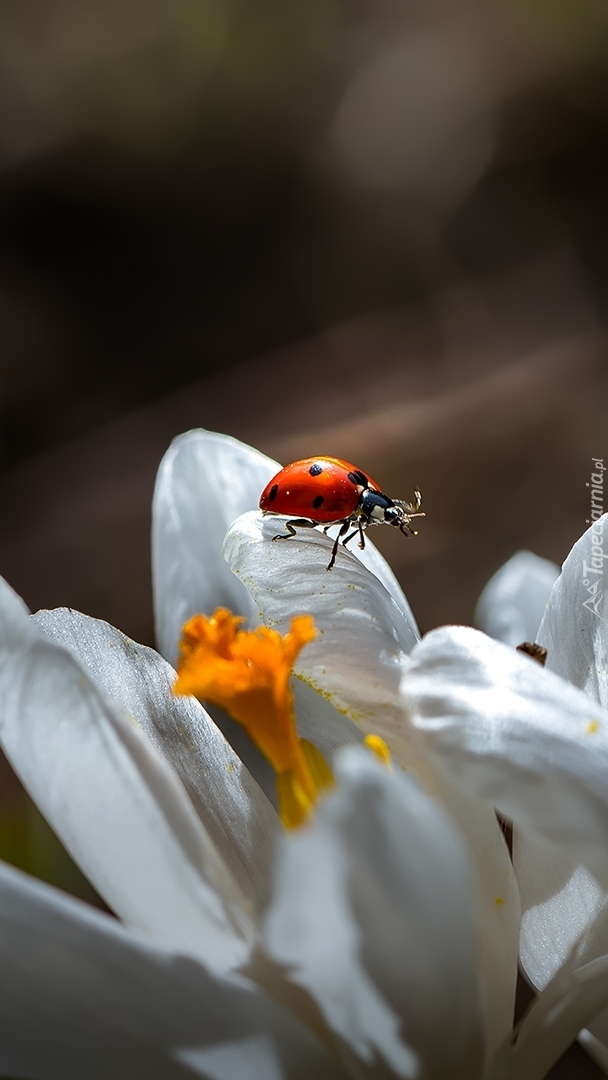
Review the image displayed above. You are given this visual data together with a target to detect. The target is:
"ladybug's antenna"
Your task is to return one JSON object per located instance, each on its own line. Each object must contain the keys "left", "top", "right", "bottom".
{"left": 393, "top": 487, "right": 423, "bottom": 515}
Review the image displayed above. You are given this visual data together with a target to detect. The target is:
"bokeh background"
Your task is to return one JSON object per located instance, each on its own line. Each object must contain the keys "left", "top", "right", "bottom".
{"left": 0, "top": 1, "right": 607, "bottom": 1073}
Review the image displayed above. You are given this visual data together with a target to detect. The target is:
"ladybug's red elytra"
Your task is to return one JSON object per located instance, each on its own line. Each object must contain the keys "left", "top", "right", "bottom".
{"left": 259, "top": 456, "right": 424, "bottom": 571}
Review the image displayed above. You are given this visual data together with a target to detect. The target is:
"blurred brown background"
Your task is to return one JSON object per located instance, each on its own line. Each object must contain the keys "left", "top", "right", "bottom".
{"left": 0, "top": 1, "right": 607, "bottom": 1073}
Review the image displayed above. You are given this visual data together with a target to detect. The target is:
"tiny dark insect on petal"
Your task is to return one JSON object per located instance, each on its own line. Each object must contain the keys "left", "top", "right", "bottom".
{"left": 312, "top": 494, "right": 325, "bottom": 509}
{"left": 268, "top": 484, "right": 279, "bottom": 502}
{"left": 309, "top": 463, "right": 323, "bottom": 477}
{"left": 516, "top": 641, "right": 548, "bottom": 666}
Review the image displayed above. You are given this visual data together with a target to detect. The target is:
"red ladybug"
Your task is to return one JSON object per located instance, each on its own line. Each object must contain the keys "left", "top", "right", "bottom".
{"left": 259, "top": 456, "right": 423, "bottom": 570}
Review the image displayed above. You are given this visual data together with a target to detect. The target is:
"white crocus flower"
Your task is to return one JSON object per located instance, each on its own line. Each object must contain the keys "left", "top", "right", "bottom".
{"left": 151, "top": 428, "right": 608, "bottom": 1075}
{"left": 402, "top": 512, "right": 608, "bottom": 1074}
{"left": 152, "top": 431, "right": 521, "bottom": 1063}
{"left": 0, "top": 426, "right": 603, "bottom": 1078}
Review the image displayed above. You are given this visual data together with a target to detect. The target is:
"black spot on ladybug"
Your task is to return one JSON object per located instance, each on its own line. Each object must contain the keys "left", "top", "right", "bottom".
{"left": 312, "top": 494, "right": 325, "bottom": 510}
{"left": 348, "top": 470, "right": 368, "bottom": 487}
{"left": 309, "top": 463, "right": 323, "bottom": 477}
{"left": 268, "top": 484, "right": 279, "bottom": 502}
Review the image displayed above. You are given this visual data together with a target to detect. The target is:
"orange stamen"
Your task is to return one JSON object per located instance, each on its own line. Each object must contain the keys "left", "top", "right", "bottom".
{"left": 174, "top": 608, "right": 332, "bottom": 827}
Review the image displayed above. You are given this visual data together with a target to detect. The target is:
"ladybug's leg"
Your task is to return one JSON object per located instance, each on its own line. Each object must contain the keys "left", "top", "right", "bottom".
{"left": 403, "top": 513, "right": 424, "bottom": 533}
{"left": 327, "top": 521, "right": 350, "bottom": 571}
{"left": 357, "top": 519, "right": 366, "bottom": 549}
{"left": 344, "top": 518, "right": 368, "bottom": 548}
{"left": 341, "top": 517, "right": 368, "bottom": 557}
{"left": 399, "top": 519, "right": 418, "bottom": 538}
{"left": 272, "top": 518, "right": 316, "bottom": 542}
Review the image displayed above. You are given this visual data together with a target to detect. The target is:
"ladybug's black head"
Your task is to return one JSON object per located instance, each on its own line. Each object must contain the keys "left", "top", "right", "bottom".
{"left": 359, "top": 487, "right": 423, "bottom": 536}
{"left": 383, "top": 505, "right": 403, "bottom": 525}
{"left": 359, "top": 489, "right": 401, "bottom": 524}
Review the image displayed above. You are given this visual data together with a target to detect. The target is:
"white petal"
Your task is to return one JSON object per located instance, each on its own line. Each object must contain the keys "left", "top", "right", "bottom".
{"left": 291, "top": 678, "right": 365, "bottom": 760}
{"left": 538, "top": 513, "right": 608, "bottom": 710}
{"left": 514, "top": 836, "right": 608, "bottom": 1047}
{"left": 152, "top": 430, "right": 279, "bottom": 664}
{"left": 227, "top": 511, "right": 519, "bottom": 1057}
{"left": 404, "top": 625, "right": 608, "bottom": 856}
{"left": 0, "top": 578, "right": 253, "bottom": 970}
{"left": 224, "top": 511, "right": 418, "bottom": 747}
{"left": 514, "top": 518, "right": 608, "bottom": 1020}
{"left": 516, "top": 849, "right": 607, "bottom": 989}
{"left": 324, "top": 523, "right": 420, "bottom": 632}
{"left": 403, "top": 607, "right": 608, "bottom": 1026}
{"left": 578, "top": 1030, "right": 608, "bottom": 1074}
{"left": 264, "top": 747, "right": 485, "bottom": 1080}
{"left": 440, "top": 779, "right": 520, "bottom": 1062}
{"left": 0, "top": 860, "right": 342, "bottom": 1080}
{"left": 33, "top": 606, "right": 280, "bottom": 909}
{"left": 498, "top": 952, "right": 608, "bottom": 1080}
{"left": 474, "top": 551, "right": 559, "bottom": 647}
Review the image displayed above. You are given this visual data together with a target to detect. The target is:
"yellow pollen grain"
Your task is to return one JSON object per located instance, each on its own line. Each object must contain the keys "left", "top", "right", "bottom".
{"left": 587, "top": 720, "right": 600, "bottom": 735}
{"left": 495, "top": 897, "right": 504, "bottom": 907}
{"left": 364, "top": 733, "right": 393, "bottom": 769}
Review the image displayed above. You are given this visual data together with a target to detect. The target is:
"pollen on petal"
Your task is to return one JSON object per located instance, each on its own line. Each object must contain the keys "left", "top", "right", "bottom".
{"left": 587, "top": 719, "right": 601, "bottom": 735}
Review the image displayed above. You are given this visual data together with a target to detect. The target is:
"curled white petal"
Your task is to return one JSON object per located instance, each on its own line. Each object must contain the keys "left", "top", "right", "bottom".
{"left": 538, "top": 513, "right": 608, "bottom": 709}
{"left": 403, "top": 625, "right": 608, "bottom": 855}
{"left": 475, "top": 551, "right": 559, "bottom": 647}
{"left": 0, "top": 578, "right": 252, "bottom": 971}
{"left": 153, "top": 430, "right": 279, "bottom": 664}
{"left": 224, "top": 511, "right": 418, "bottom": 743}
{"left": 33, "top": 606, "right": 280, "bottom": 909}
{"left": 264, "top": 747, "right": 485, "bottom": 1080}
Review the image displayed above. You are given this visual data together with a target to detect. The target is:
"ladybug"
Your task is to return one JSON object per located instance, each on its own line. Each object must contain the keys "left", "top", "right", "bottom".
{"left": 259, "top": 456, "right": 423, "bottom": 570}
